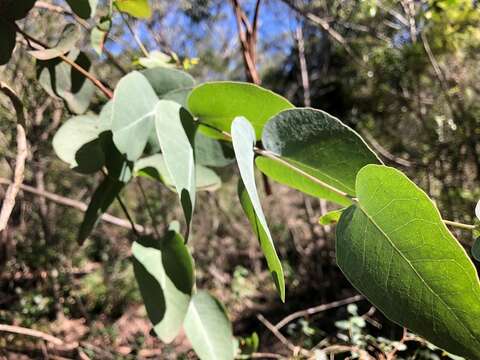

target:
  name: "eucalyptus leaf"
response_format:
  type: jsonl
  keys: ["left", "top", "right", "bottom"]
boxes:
{"left": 155, "top": 101, "right": 196, "bottom": 237}
{"left": 37, "top": 49, "right": 95, "bottom": 114}
{"left": 187, "top": 81, "right": 293, "bottom": 140}
{"left": 475, "top": 200, "right": 480, "bottom": 221}
{"left": 138, "top": 51, "right": 176, "bottom": 69}
{"left": 195, "top": 132, "right": 235, "bottom": 168}
{"left": 135, "top": 154, "right": 221, "bottom": 192}
{"left": 114, "top": 0, "right": 152, "bottom": 18}
{"left": 65, "top": 0, "right": 97, "bottom": 19}
{"left": 52, "top": 115, "right": 104, "bottom": 173}
{"left": 29, "top": 24, "right": 81, "bottom": 60}
{"left": 336, "top": 164, "right": 480, "bottom": 359}
{"left": 132, "top": 228, "right": 194, "bottom": 343}
{"left": 91, "top": 17, "right": 111, "bottom": 55}
{"left": 78, "top": 175, "right": 124, "bottom": 245}
{"left": 112, "top": 71, "right": 158, "bottom": 161}
{"left": 184, "top": 291, "right": 235, "bottom": 360}
{"left": 141, "top": 67, "right": 195, "bottom": 99}
{"left": 260, "top": 108, "right": 381, "bottom": 202}
{"left": 232, "top": 117, "right": 285, "bottom": 301}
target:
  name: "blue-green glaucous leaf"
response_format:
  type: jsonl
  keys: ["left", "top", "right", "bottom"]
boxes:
{"left": 336, "top": 164, "right": 480, "bottom": 359}
{"left": 232, "top": 116, "right": 285, "bottom": 301}
{"left": 132, "top": 228, "right": 194, "bottom": 343}
{"left": 112, "top": 71, "right": 158, "bottom": 161}
{"left": 155, "top": 100, "right": 196, "bottom": 238}
{"left": 184, "top": 291, "right": 235, "bottom": 360}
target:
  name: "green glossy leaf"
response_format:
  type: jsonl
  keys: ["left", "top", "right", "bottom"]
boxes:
{"left": 65, "top": 0, "right": 97, "bottom": 19}
{"left": 132, "top": 228, "right": 194, "bottom": 343}
{"left": 195, "top": 132, "right": 235, "bottom": 168}
{"left": 255, "top": 157, "right": 352, "bottom": 207}
{"left": 187, "top": 81, "right": 293, "bottom": 140}
{"left": 52, "top": 115, "right": 104, "bottom": 173}
{"left": 319, "top": 208, "right": 345, "bottom": 226}
{"left": 336, "top": 164, "right": 480, "bottom": 359}
{"left": 29, "top": 24, "right": 81, "bottom": 60}
{"left": 134, "top": 154, "right": 221, "bottom": 192}
{"left": 78, "top": 175, "right": 124, "bottom": 244}
{"left": 261, "top": 108, "right": 381, "bottom": 202}
{"left": 112, "top": 71, "right": 158, "bottom": 161}
{"left": 155, "top": 101, "right": 196, "bottom": 236}
{"left": 0, "top": 21, "right": 16, "bottom": 65}
{"left": 184, "top": 291, "right": 235, "bottom": 360}
{"left": 114, "top": 0, "right": 152, "bottom": 18}
{"left": 37, "top": 49, "right": 95, "bottom": 114}
{"left": 232, "top": 117, "right": 285, "bottom": 301}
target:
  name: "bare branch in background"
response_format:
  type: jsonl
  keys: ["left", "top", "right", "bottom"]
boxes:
{"left": 0, "top": 178, "right": 146, "bottom": 233}
{"left": 0, "top": 83, "right": 28, "bottom": 232}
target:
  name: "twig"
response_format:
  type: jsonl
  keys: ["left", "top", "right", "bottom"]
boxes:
{"left": 0, "top": 324, "right": 64, "bottom": 346}
{"left": 0, "top": 178, "right": 145, "bottom": 232}
{"left": 280, "top": 0, "right": 353, "bottom": 55}
{"left": 275, "top": 294, "right": 364, "bottom": 330}
{"left": 15, "top": 25, "right": 113, "bottom": 99}
{"left": 136, "top": 179, "right": 161, "bottom": 238}
{"left": 0, "top": 84, "right": 28, "bottom": 232}
{"left": 236, "top": 352, "right": 284, "bottom": 359}
{"left": 115, "top": 4, "right": 150, "bottom": 57}
{"left": 257, "top": 314, "right": 311, "bottom": 357}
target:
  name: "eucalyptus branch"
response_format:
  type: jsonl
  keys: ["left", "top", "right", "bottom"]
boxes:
{"left": 15, "top": 25, "right": 114, "bottom": 99}
{"left": 115, "top": 4, "right": 150, "bottom": 57}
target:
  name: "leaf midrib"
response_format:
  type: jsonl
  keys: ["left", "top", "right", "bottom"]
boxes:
{"left": 357, "top": 203, "right": 480, "bottom": 348}
{"left": 189, "top": 301, "right": 218, "bottom": 359}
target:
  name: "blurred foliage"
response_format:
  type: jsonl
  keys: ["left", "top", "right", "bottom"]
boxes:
{"left": 1, "top": 0, "right": 480, "bottom": 358}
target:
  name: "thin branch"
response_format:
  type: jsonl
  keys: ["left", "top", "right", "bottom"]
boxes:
{"left": 136, "top": 179, "right": 161, "bottom": 238}
{"left": 0, "top": 84, "right": 27, "bottom": 232}
{"left": 280, "top": 0, "right": 352, "bottom": 55}
{"left": 257, "top": 314, "right": 311, "bottom": 357}
{"left": 116, "top": 4, "right": 150, "bottom": 57}
{"left": 275, "top": 294, "right": 364, "bottom": 330}
{"left": 15, "top": 25, "right": 113, "bottom": 99}
{"left": 443, "top": 219, "right": 476, "bottom": 231}
{"left": 0, "top": 324, "right": 64, "bottom": 346}
{"left": 0, "top": 178, "right": 145, "bottom": 232}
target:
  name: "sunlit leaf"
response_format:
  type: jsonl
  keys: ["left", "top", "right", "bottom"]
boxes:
{"left": 318, "top": 208, "right": 345, "bottom": 225}
{"left": 184, "top": 291, "right": 235, "bottom": 360}
{"left": 232, "top": 116, "right": 285, "bottom": 301}
{"left": 187, "top": 81, "right": 293, "bottom": 140}
{"left": 132, "top": 227, "right": 194, "bottom": 342}
{"left": 91, "top": 17, "right": 111, "bottom": 55}
{"left": 138, "top": 51, "right": 176, "bottom": 69}
{"left": 114, "top": 0, "right": 152, "bottom": 19}
{"left": 336, "top": 164, "right": 480, "bottom": 359}
{"left": 155, "top": 100, "right": 196, "bottom": 237}
{"left": 111, "top": 71, "right": 158, "bottom": 161}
